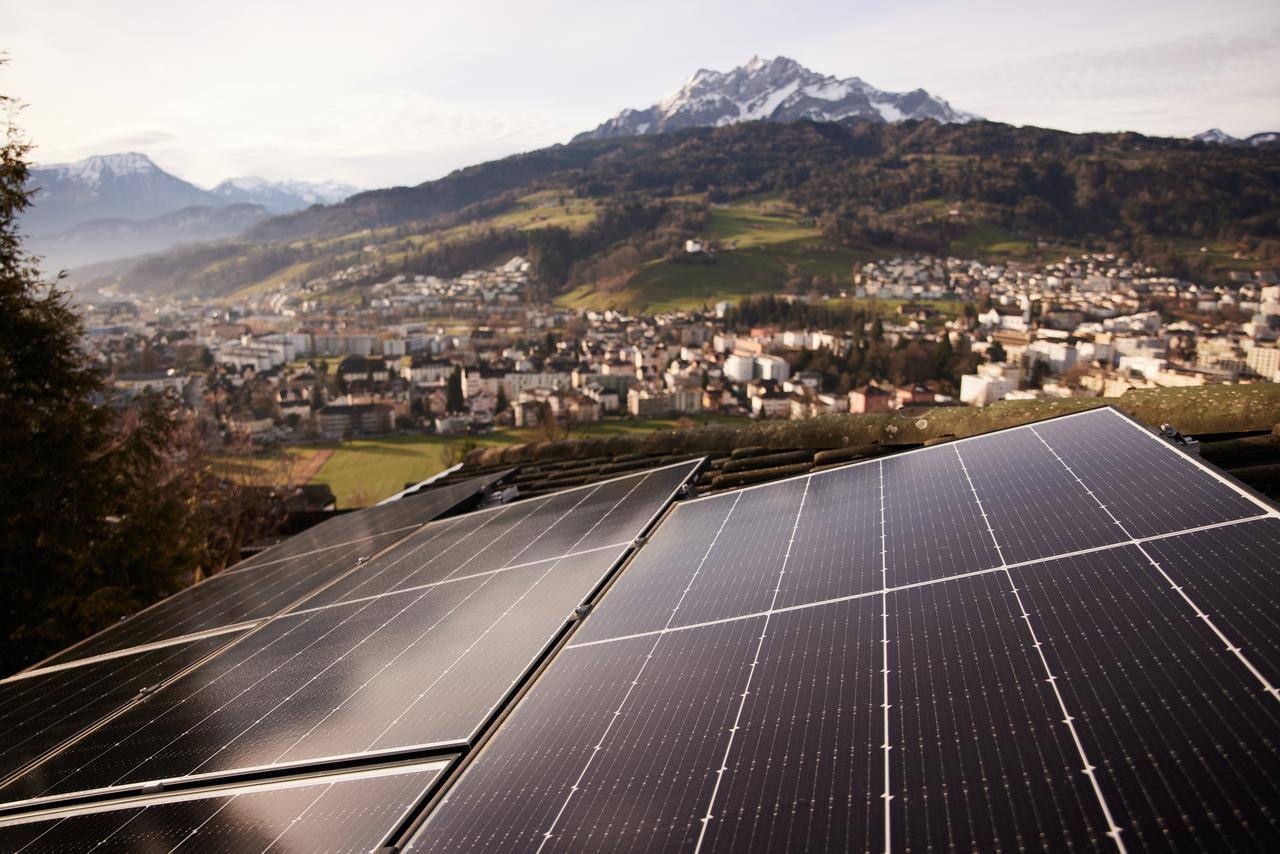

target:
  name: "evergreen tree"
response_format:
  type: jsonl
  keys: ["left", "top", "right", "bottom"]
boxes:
{"left": 0, "top": 87, "right": 228, "bottom": 670}
{"left": 446, "top": 366, "right": 466, "bottom": 413}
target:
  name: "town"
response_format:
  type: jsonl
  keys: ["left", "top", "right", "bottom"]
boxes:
{"left": 82, "top": 248, "right": 1280, "bottom": 494}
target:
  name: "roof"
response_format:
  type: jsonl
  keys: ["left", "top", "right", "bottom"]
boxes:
{"left": 449, "top": 384, "right": 1280, "bottom": 501}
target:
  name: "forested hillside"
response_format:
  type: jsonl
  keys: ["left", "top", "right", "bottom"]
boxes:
{"left": 83, "top": 119, "right": 1280, "bottom": 303}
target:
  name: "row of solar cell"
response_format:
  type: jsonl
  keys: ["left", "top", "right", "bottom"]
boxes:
{"left": 0, "top": 461, "right": 700, "bottom": 809}
{"left": 411, "top": 539, "right": 1280, "bottom": 851}
{"left": 576, "top": 408, "right": 1269, "bottom": 644}
{"left": 0, "top": 761, "right": 444, "bottom": 853}
{"left": 29, "top": 473, "right": 507, "bottom": 672}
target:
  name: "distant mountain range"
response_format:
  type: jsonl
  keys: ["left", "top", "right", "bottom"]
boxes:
{"left": 1193, "top": 128, "right": 1280, "bottom": 146}
{"left": 21, "top": 153, "right": 359, "bottom": 269}
{"left": 29, "top": 203, "right": 271, "bottom": 271}
{"left": 574, "top": 56, "right": 976, "bottom": 142}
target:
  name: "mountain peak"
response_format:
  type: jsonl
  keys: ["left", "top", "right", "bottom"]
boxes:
{"left": 46, "top": 152, "right": 162, "bottom": 185}
{"left": 211, "top": 177, "right": 361, "bottom": 211}
{"left": 575, "top": 57, "right": 977, "bottom": 142}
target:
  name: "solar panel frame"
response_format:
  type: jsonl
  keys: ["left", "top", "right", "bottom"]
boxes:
{"left": 0, "top": 758, "right": 452, "bottom": 853}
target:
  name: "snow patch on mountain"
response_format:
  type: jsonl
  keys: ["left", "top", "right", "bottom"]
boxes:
{"left": 1193, "top": 128, "right": 1280, "bottom": 147}
{"left": 575, "top": 56, "right": 978, "bottom": 142}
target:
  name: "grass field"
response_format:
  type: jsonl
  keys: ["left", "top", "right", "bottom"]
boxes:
{"left": 487, "top": 190, "right": 598, "bottom": 232}
{"left": 557, "top": 198, "right": 870, "bottom": 313}
{"left": 222, "top": 415, "right": 750, "bottom": 509}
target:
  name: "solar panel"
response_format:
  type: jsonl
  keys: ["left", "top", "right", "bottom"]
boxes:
{"left": 0, "top": 759, "right": 447, "bottom": 852}
{"left": 406, "top": 407, "right": 1280, "bottom": 851}
{"left": 229, "top": 471, "right": 510, "bottom": 575}
{"left": 0, "top": 460, "right": 700, "bottom": 810}
{"left": 0, "top": 634, "right": 237, "bottom": 783}
{"left": 30, "top": 472, "right": 507, "bottom": 670}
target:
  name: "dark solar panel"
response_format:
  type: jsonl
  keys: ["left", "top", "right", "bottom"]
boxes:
{"left": 0, "top": 461, "right": 699, "bottom": 809}
{"left": 0, "top": 634, "right": 237, "bottom": 783}
{"left": 0, "top": 760, "right": 446, "bottom": 853}
{"left": 30, "top": 474, "right": 508, "bottom": 671}
{"left": 302, "top": 460, "right": 697, "bottom": 611}
{"left": 34, "top": 530, "right": 409, "bottom": 668}
{"left": 405, "top": 407, "right": 1279, "bottom": 851}
{"left": 228, "top": 471, "right": 510, "bottom": 574}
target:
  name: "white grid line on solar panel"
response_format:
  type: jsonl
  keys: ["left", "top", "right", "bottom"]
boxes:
{"left": 693, "top": 477, "right": 811, "bottom": 853}
{"left": 564, "top": 512, "right": 1275, "bottom": 651}
{"left": 0, "top": 464, "right": 693, "bottom": 811}
{"left": 533, "top": 489, "right": 746, "bottom": 853}
{"left": 1027, "top": 422, "right": 1279, "bottom": 702}
{"left": 0, "top": 622, "right": 257, "bottom": 686}
{"left": 877, "top": 460, "right": 892, "bottom": 854}
{"left": 220, "top": 524, "right": 423, "bottom": 575}
{"left": 1007, "top": 546, "right": 1280, "bottom": 848}
{"left": 0, "top": 759, "right": 450, "bottom": 854}
{"left": 283, "top": 541, "right": 636, "bottom": 619}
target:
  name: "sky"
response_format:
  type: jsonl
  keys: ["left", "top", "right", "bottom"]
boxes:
{"left": 2, "top": 0, "right": 1278, "bottom": 190}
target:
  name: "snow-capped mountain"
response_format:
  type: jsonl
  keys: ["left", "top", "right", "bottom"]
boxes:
{"left": 1193, "top": 128, "right": 1280, "bottom": 147}
{"left": 21, "top": 152, "right": 362, "bottom": 267}
{"left": 23, "top": 153, "right": 219, "bottom": 236}
{"left": 574, "top": 56, "right": 977, "bottom": 142}
{"left": 211, "top": 177, "right": 361, "bottom": 214}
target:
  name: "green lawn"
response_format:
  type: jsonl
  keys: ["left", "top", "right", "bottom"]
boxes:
{"left": 290, "top": 417, "right": 747, "bottom": 512}
{"left": 487, "top": 191, "right": 598, "bottom": 232}
{"left": 559, "top": 239, "right": 866, "bottom": 313}
{"left": 705, "top": 199, "right": 819, "bottom": 248}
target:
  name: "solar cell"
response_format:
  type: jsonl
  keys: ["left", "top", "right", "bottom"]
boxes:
{"left": 889, "top": 572, "right": 1106, "bottom": 851}
{"left": 1010, "top": 546, "right": 1280, "bottom": 848}
{"left": 953, "top": 426, "right": 1126, "bottom": 563}
{"left": 1030, "top": 408, "right": 1261, "bottom": 538}
{"left": 1142, "top": 517, "right": 1280, "bottom": 685}
{"left": 0, "top": 760, "right": 446, "bottom": 853}
{"left": 0, "top": 634, "right": 237, "bottom": 783}
{"left": 0, "top": 461, "right": 699, "bottom": 809}
{"left": 880, "top": 446, "right": 999, "bottom": 586}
